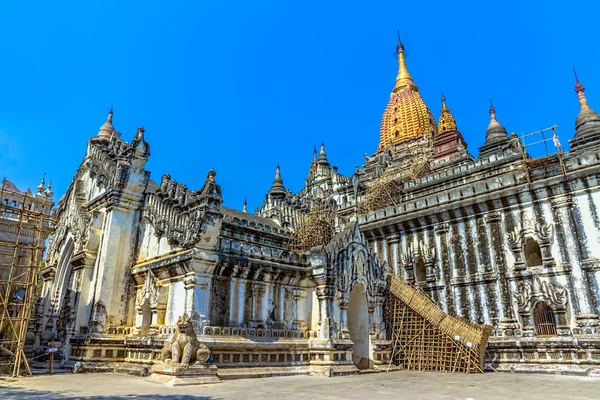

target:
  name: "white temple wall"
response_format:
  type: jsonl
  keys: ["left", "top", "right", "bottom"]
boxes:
{"left": 574, "top": 190, "right": 600, "bottom": 259}
{"left": 91, "top": 209, "right": 140, "bottom": 327}
{"left": 165, "top": 280, "right": 185, "bottom": 325}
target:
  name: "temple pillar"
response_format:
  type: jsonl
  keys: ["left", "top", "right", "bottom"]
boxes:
{"left": 338, "top": 293, "right": 350, "bottom": 339}
{"left": 434, "top": 223, "right": 452, "bottom": 313}
{"left": 183, "top": 273, "right": 213, "bottom": 330}
{"left": 485, "top": 212, "right": 517, "bottom": 331}
{"left": 293, "top": 288, "right": 306, "bottom": 330}
{"left": 316, "top": 285, "right": 336, "bottom": 339}
{"left": 387, "top": 235, "right": 400, "bottom": 277}
{"left": 250, "top": 282, "right": 266, "bottom": 327}
{"left": 72, "top": 260, "right": 95, "bottom": 332}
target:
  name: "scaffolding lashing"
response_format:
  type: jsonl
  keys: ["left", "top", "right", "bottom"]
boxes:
{"left": 0, "top": 183, "right": 53, "bottom": 378}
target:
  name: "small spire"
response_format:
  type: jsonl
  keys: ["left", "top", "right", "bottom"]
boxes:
{"left": 309, "top": 147, "right": 318, "bottom": 174}
{"left": 393, "top": 31, "right": 418, "bottom": 93}
{"left": 485, "top": 99, "right": 508, "bottom": 141}
{"left": 441, "top": 91, "right": 449, "bottom": 114}
{"left": 37, "top": 173, "right": 46, "bottom": 194}
{"left": 438, "top": 92, "right": 458, "bottom": 133}
{"left": 98, "top": 107, "right": 115, "bottom": 139}
{"left": 44, "top": 179, "right": 53, "bottom": 198}
{"left": 318, "top": 143, "right": 329, "bottom": 165}
{"left": 243, "top": 195, "right": 248, "bottom": 213}
{"left": 268, "top": 164, "right": 287, "bottom": 199}
{"left": 488, "top": 99, "right": 500, "bottom": 127}
{"left": 574, "top": 68, "right": 592, "bottom": 114}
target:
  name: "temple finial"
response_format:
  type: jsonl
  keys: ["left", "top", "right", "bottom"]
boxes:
{"left": 98, "top": 107, "right": 115, "bottom": 139}
{"left": 489, "top": 99, "right": 497, "bottom": 121}
{"left": 309, "top": 147, "right": 318, "bottom": 174}
{"left": 574, "top": 68, "right": 592, "bottom": 113}
{"left": 243, "top": 195, "right": 248, "bottom": 213}
{"left": 441, "top": 91, "right": 449, "bottom": 114}
{"left": 438, "top": 92, "right": 458, "bottom": 133}
{"left": 268, "top": 164, "right": 286, "bottom": 198}
{"left": 318, "top": 143, "right": 329, "bottom": 165}
{"left": 393, "top": 32, "right": 416, "bottom": 93}
{"left": 44, "top": 179, "right": 53, "bottom": 197}
{"left": 37, "top": 173, "right": 46, "bottom": 194}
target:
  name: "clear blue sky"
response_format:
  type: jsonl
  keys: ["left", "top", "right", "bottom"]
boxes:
{"left": 1, "top": 1, "right": 598, "bottom": 211}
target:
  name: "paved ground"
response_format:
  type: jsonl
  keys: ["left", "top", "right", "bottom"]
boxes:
{"left": 1, "top": 371, "right": 599, "bottom": 399}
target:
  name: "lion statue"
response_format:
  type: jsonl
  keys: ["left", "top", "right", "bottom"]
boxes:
{"left": 160, "top": 313, "right": 210, "bottom": 368}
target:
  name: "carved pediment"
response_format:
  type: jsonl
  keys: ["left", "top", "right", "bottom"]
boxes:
{"left": 513, "top": 276, "right": 567, "bottom": 312}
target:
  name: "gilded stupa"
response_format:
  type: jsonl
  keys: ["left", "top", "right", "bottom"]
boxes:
{"left": 378, "top": 35, "right": 437, "bottom": 151}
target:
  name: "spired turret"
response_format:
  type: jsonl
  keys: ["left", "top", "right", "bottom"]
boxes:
{"left": 97, "top": 108, "right": 115, "bottom": 140}
{"left": 433, "top": 93, "right": 468, "bottom": 160}
{"left": 478, "top": 100, "right": 510, "bottom": 157}
{"left": 318, "top": 143, "right": 329, "bottom": 166}
{"left": 267, "top": 164, "right": 287, "bottom": 200}
{"left": 570, "top": 70, "right": 600, "bottom": 152}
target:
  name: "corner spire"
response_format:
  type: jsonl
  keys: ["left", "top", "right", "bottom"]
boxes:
{"left": 393, "top": 31, "right": 418, "bottom": 93}
{"left": 36, "top": 173, "right": 46, "bottom": 194}
{"left": 485, "top": 99, "right": 508, "bottom": 142}
{"left": 488, "top": 100, "right": 500, "bottom": 128}
{"left": 44, "top": 179, "right": 53, "bottom": 198}
{"left": 243, "top": 195, "right": 248, "bottom": 213}
{"left": 309, "top": 147, "right": 318, "bottom": 174}
{"left": 317, "top": 143, "right": 329, "bottom": 165}
{"left": 571, "top": 68, "right": 600, "bottom": 151}
{"left": 268, "top": 164, "right": 287, "bottom": 199}
{"left": 98, "top": 107, "right": 115, "bottom": 139}
{"left": 438, "top": 92, "right": 457, "bottom": 133}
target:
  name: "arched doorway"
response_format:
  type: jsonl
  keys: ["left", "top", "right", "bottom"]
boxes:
{"left": 347, "top": 283, "right": 370, "bottom": 369}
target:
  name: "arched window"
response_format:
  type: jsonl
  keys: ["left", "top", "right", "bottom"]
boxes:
{"left": 414, "top": 258, "right": 426, "bottom": 282}
{"left": 533, "top": 302, "right": 557, "bottom": 336}
{"left": 524, "top": 238, "right": 543, "bottom": 267}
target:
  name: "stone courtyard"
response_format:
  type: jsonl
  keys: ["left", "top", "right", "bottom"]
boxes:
{"left": 1, "top": 372, "right": 599, "bottom": 400}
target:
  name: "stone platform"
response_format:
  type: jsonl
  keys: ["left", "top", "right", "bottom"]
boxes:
{"left": 146, "top": 364, "right": 222, "bottom": 386}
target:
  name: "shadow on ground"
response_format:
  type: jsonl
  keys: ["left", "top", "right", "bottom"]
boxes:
{"left": 1, "top": 387, "right": 218, "bottom": 400}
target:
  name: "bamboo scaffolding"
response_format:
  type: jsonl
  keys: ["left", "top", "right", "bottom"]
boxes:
{"left": 385, "top": 276, "right": 492, "bottom": 373}
{"left": 357, "top": 159, "right": 430, "bottom": 215}
{"left": 288, "top": 201, "right": 335, "bottom": 252}
{"left": 0, "top": 184, "right": 53, "bottom": 378}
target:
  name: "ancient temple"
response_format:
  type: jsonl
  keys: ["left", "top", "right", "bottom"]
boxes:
{"left": 36, "top": 36, "right": 600, "bottom": 376}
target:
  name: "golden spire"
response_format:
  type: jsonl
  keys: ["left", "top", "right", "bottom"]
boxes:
{"left": 393, "top": 31, "right": 418, "bottom": 93}
{"left": 378, "top": 33, "right": 436, "bottom": 150}
{"left": 438, "top": 92, "right": 457, "bottom": 133}
{"left": 574, "top": 68, "right": 593, "bottom": 114}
